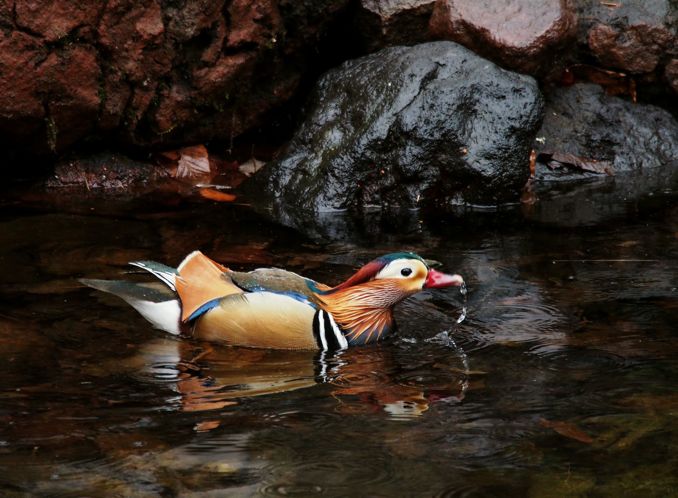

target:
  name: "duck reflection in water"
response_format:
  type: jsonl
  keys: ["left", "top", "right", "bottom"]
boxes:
{"left": 136, "top": 338, "right": 468, "bottom": 424}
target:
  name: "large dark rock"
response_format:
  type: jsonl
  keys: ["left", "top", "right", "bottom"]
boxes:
{"left": 534, "top": 83, "right": 678, "bottom": 179}
{"left": 245, "top": 42, "right": 544, "bottom": 233}
{"left": 0, "top": 0, "right": 350, "bottom": 162}
{"left": 429, "top": 0, "right": 577, "bottom": 76}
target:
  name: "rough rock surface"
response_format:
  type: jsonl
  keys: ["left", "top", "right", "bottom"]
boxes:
{"left": 0, "top": 0, "right": 350, "bottom": 160}
{"left": 46, "top": 153, "right": 171, "bottom": 190}
{"left": 534, "top": 83, "right": 678, "bottom": 179}
{"left": 429, "top": 0, "right": 577, "bottom": 75}
{"left": 355, "top": 0, "right": 436, "bottom": 51}
{"left": 245, "top": 42, "right": 543, "bottom": 230}
{"left": 666, "top": 59, "right": 678, "bottom": 94}
{"left": 577, "top": 0, "right": 676, "bottom": 77}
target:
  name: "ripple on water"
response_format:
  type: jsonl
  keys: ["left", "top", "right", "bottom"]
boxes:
{"left": 527, "top": 342, "right": 632, "bottom": 372}
{"left": 260, "top": 455, "right": 393, "bottom": 496}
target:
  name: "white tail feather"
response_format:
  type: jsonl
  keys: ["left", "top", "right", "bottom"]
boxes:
{"left": 124, "top": 298, "right": 182, "bottom": 335}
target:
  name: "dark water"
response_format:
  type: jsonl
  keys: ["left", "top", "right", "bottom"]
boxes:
{"left": 1, "top": 184, "right": 677, "bottom": 497}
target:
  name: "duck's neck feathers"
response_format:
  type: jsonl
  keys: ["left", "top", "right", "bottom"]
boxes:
{"left": 318, "top": 280, "right": 402, "bottom": 345}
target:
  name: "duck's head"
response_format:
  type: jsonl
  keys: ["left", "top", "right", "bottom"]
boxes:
{"left": 313, "top": 253, "right": 463, "bottom": 345}
{"left": 317, "top": 252, "right": 464, "bottom": 302}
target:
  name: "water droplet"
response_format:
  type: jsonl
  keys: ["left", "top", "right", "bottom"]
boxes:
{"left": 457, "top": 282, "right": 468, "bottom": 324}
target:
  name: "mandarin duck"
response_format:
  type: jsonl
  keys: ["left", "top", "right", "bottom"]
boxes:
{"left": 82, "top": 251, "right": 463, "bottom": 350}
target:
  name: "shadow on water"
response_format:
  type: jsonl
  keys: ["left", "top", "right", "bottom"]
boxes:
{"left": 1, "top": 172, "right": 678, "bottom": 496}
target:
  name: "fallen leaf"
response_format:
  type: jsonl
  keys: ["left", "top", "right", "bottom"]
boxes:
{"left": 199, "top": 188, "right": 236, "bottom": 202}
{"left": 176, "top": 145, "right": 211, "bottom": 178}
{"left": 194, "top": 420, "right": 221, "bottom": 432}
{"left": 538, "top": 152, "right": 614, "bottom": 176}
{"left": 529, "top": 149, "right": 537, "bottom": 178}
{"left": 539, "top": 418, "right": 594, "bottom": 444}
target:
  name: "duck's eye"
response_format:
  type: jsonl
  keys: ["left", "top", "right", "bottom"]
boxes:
{"left": 400, "top": 268, "right": 412, "bottom": 277}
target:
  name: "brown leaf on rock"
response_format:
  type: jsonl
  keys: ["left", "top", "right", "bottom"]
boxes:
{"left": 539, "top": 418, "right": 594, "bottom": 444}
{"left": 176, "top": 145, "right": 211, "bottom": 178}
{"left": 538, "top": 152, "right": 614, "bottom": 176}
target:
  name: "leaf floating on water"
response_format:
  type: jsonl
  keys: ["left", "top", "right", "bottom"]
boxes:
{"left": 176, "top": 145, "right": 211, "bottom": 179}
{"left": 538, "top": 152, "right": 614, "bottom": 176}
{"left": 199, "top": 188, "right": 237, "bottom": 202}
{"left": 194, "top": 420, "right": 221, "bottom": 432}
{"left": 539, "top": 418, "right": 594, "bottom": 444}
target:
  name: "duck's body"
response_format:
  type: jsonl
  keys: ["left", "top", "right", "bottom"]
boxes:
{"left": 82, "top": 251, "right": 463, "bottom": 350}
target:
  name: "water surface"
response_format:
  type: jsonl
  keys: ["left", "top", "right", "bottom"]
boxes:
{"left": 1, "top": 186, "right": 677, "bottom": 496}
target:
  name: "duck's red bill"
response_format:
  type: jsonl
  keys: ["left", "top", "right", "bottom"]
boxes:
{"left": 424, "top": 269, "right": 464, "bottom": 288}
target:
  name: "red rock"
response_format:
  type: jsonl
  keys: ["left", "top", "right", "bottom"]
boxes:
{"left": 0, "top": 0, "right": 14, "bottom": 24}
{"left": 98, "top": 0, "right": 171, "bottom": 84}
{"left": 429, "top": 0, "right": 577, "bottom": 75}
{"left": 355, "top": 0, "right": 436, "bottom": 50}
{"left": 98, "top": 70, "right": 131, "bottom": 132}
{"left": 588, "top": 23, "right": 673, "bottom": 74}
{"left": 228, "top": 0, "right": 283, "bottom": 48}
{"left": 165, "top": 0, "right": 226, "bottom": 42}
{"left": 15, "top": 1, "right": 102, "bottom": 42}
{"left": 0, "top": 31, "right": 48, "bottom": 152}
{"left": 576, "top": 0, "right": 676, "bottom": 91}
{"left": 0, "top": 32, "right": 45, "bottom": 120}
{"left": 193, "top": 53, "right": 257, "bottom": 97}
{"left": 0, "top": 0, "right": 352, "bottom": 163}
{"left": 666, "top": 59, "right": 678, "bottom": 94}
{"left": 37, "top": 46, "right": 101, "bottom": 152}
{"left": 151, "top": 84, "right": 194, "bottom": 137}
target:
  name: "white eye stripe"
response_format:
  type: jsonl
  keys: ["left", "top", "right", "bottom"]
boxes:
{"left": 375, "top": 259, "right": 427, "bottom": 280}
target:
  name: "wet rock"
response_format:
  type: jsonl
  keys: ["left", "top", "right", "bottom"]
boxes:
{"left": 527, "top": 166, "right": 678, "bottom": 227}
{"left": 47, "top": 153, "right": 171, "bottom": 190}
{"left": 0, "top": 0, "right": 351, "bottom": 162}
{"left": 14, "top": 1, "right": 102, "bottom": 42}
{"left": 534, "top": 83, "right": 678, "bottom": 179}
{"left": 245, "top": 42, "right": 543, "bottom": 233}
{"left": 577, "top": 0, "right": 676, "bottom": 76}
{"left": 665, "top": 59, "right": 678, "bottom": 94}
{"left": 429, "top": 0, "right": 577, "bottom": 76}
{"left": 355, "top": 0, "right": 436, "bottom": 51}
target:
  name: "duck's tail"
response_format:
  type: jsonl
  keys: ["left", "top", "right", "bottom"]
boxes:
{"left": 80, "top": 277, "right": 182, "bottom": 336}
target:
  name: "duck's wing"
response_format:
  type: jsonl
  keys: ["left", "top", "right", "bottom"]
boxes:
{"left": 174, "top": 251, "right": 244, "bottom": 322}
{"left": 229, "top": 268, "right": 329, "bottom": 306}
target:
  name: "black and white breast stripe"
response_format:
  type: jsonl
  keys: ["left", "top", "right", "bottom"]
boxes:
{"left": 312, "top": 310, "right": 348, "bottom": 351}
